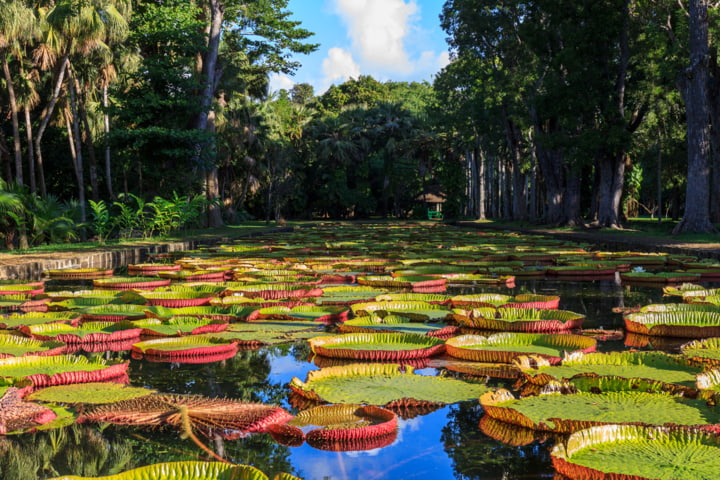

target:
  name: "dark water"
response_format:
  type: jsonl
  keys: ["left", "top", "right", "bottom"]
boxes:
{"left": 0, "top": 275, "right": 691, "bottom": 480}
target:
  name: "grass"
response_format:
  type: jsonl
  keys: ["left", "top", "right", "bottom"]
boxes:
{"left": 1, "top": 221, "right": 299, "bottom": 256}
{"left": 464, "top": 217, "right": 720, "bottom": 245}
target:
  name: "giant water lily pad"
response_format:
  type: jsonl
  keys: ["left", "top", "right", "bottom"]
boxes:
{"left": 338, "top": 315, "right": 457, "bottom": 338}
{"left": 255, "top": 305, "right": 349, "bottom": 323}
{"left": 211, "top": 321, "right": 331, "bottom": 345}
{"left": 516, "top": 351, "right": 704, "bottom": 390}
{"left": 0, "top": 312, "right": 82, "bottom": 329}
{"left": 446, "top": 333, "right": 596, "bottom": 364}
{"left": 82, "top": 394, "right": 292, "bottom": 438}
{"left": 625, "top": 311, "right": 720, "bottom": 337}
{"left": 27, "top": 382, "right": 155, "bottom": 404}
{"left": 132, "top": 335, "right": 238, "bottom": 362}
{"left": 48, "top": 461, "right": 294, "bottom": 480}
{"left": 0, "top": 334, "right": 65, "bottom": 358}
{"left": 131, "top": 316, "right": 228, "bottom": 336}
{"left": 309, "top": 332, "right": 445, "bottom": 361}
{"left": 316, "top": 286, "right": 387, "bottom": 305}
{"left": 79, "top": 304, "right": 149, "bottom": 322}
{"left": 480, "top": 386, "right": 720, "bottom": 433}
{"left": 138, "top": 291, "right": 217, "bottom": 307}
{"left": 21, "top": 321, "right": 142, "bottom": 344}
{"left": 351, "top": 301, "right": 452, "bottom": 321}
{"left": 682, "top": 338, "right": 720, "bottom": 367}
{"left": 289, "top": 363, "right": 489, "bottom": 405}
{"left": 551, "top": 424, "right": 720, "bottom": 480}
{"left": 277, "top": 404, "right": 398, "bottom": 451}
{"left": 0, "top": 387, "right": 58, "bottom": 434}
{"left": 93, "top": 276, "right": 171, "bottom": 289}
{"left": 454, "top": 307, "right": 585, "bottom": 332}
{"left": 0, "top": 355, "right": 128, "bottom": 386}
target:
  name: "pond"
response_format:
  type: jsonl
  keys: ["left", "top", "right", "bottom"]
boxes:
{"left": 0, "top": 223, "right": 716, "bottom": 480}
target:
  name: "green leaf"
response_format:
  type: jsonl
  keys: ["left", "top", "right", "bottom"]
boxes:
{"left": 27, "top": 383, "right": 155, "bottom": 404}
{"left": 48, "top": 461, "right": 270, "bottom": 480}
{"left": 290, "top": 363, "right": 488, "bottom": 405}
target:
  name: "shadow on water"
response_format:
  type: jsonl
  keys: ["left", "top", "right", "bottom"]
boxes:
{"left": 16, "top": 273, "right": 715, "bottom": 479}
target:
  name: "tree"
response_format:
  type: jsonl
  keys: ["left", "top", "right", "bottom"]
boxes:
{"left": 0, "top": 0, "right": 38, "bottom": 186}
{"left": 673, "top": 0, "right": 717, "bottom": 233}
{"left": 193, "top": 0, "right": 317, "bottom": 227}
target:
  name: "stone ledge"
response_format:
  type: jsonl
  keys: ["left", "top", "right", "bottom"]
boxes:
{"left": 0, "top": 226, "right": 295, "bottom": 281}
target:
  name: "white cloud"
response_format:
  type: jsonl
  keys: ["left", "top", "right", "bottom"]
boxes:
{"left": 334, "top": 0, "right": 418, "bottom": 73}
{"left": 268, "top": 73, "right": 295, "bottom": 93}
{"left": 437, "top": 51, "right": 451, "bottom": 70}
{"left": 322, "top": 47, "right": 361, "bottom": 85}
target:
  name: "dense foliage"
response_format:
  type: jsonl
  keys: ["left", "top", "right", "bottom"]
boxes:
{"left": 1, "top": 0, "right": 719, "bottom": 249}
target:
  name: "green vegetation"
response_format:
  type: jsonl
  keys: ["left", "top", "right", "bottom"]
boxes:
{"left": 2, "top": 0, "right": 719, "bottom": 253}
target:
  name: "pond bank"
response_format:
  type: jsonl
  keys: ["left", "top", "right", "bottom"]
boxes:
{"left": 454, "top": 221, "right": 720, "bottom": 260}
{"left": 0, "top": 227, "right": 293, "bottom": 280}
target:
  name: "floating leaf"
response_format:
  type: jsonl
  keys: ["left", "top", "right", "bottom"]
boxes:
{"left": 552, "top": 425, "right": 720, "bottom": 480}
{"left": 131, "top": 317, "right": 228, "bottom": 336}
{"left": 0, "top": 334, "right": 65, "bottom": 358}
{"left": 132, "top": 335, "right": 238, "bottom": 362}
{"left": 0, "top": 312, "right": 81, "bottom": 329}
{"left": 446, "top": 333, "right": 596, "bottom": 364}
{"left": 351, "top": 301, "right": 452, "bottom": 321}
{"left": 309, "top": 332, "right": 445, "bottom": 361}
{"left": 480, "top": 386, "right": 720, "bottom": 433}
{"left": 48, "top": 461, "right": 282, "bottom": 480}
{"left": 625, "top": 311, "right": 720, "bottom": 337}
{"left": 0, "top": 387, "right": 57, "bottom": 434}
{"left": 0, "top": 355, "right": 128, "bottom": 386}
{"left": 82, "top": 394, "right": 292, "bottom": 438}
{"left": 22, "top": 321, "right": 142, "bottom": 345}
{"left": 516, "top": 351, "right": 704, "bottom": 391}
{"left": 27, "top": 382, "right": 155, "bottom": 404}
{"left": 289, "top": 363, "right": 488, "bottom": 405}
{"left": 454, "top": 307, "right": 584, "bottom": 332}
{"left": 287, "top": 404, "right": 398, "bottom": 451}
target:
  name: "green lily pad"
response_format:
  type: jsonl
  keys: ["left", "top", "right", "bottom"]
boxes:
{"left": 289, "top": 363, "right": 489, "bottom": 405}
{"left": 339, "top": 315, "right": 456, "bottom": 337}
{"left": 552, "top": 425, "right": 720, "bottom": 480}
{"left": 27, "top": 382, "right": 156, "bottom": 404}
{"left": 47, "top": 461, "right": 284, "bottom": 480}
{"left": 625, "top": 311, "right": 720, "bottom": 337}
{"left": 309, "top": 332, "right": 445, "bottom": 361}
{"left": 517, "top": 351, "right": 704, "bottom": 389}
{"left": 480, "top": 387, "right": 720, "bottom": 433}
{"left": 446, "top": 333, "right": 596, "bottom": 364}
{"left": 351, "top": 301, "right": 452, "bottom": 321}
{"left": 131, "top": 317, "right": 228, "bottom": 336}
{"left": 0, "top": 334, "right": 65, "bottom": 357}
{"left": 0, "top": 355, "right": 128, "bottom": 386}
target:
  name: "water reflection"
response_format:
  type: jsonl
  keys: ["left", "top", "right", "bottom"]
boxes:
{"left": 25, "top": 275, "right": 711, "bottom": 479}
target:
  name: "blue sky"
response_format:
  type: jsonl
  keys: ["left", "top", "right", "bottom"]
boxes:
{"left": 269, "top": 0, "right": 450, "bottom": 95}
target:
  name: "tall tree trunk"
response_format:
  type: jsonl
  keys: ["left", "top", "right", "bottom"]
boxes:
{"left": 103, "top": 84, "right": 115, "bottom": 199}
{"left": 596, "top": 153, "right": 626, "bottom": 228}
{"left": 195, "top": 0, "right": 224, "bottom": 227}
{"left": 478, "top": 147, "right": 486, "bottom": 220}
{"left": 0, "top": 128, "right": 12, "bottom": 182}
{"left": 67, "top": 71, "right": 86, "bottom": 224}
{"left": 2, "top": 57, "right": 23, "bottom": 186}
{"left": 502, "top": 105, "right": 527, "bottom": 220}
{"left": 77, "top": 82, "right": 99, "bottom": 202}
{"left": 24, "top": 107, "right": 36, "bottom": 194}
{"left": 34, "top": 54, "right": 70, "bottom": 198}
{"left": 674, "top": 0, "right": 716, "bottom": 233}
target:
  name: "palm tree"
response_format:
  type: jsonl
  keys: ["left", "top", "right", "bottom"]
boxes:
{"left": 0, "top": 0, "right": 38, "bottom": 186}
{"left": 33, "top": 0, "right": 130, "bottom": 210}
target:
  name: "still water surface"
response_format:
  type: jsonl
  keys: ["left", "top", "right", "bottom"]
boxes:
{"left": 1, "top": 274, "right": 702, "bottom": 479}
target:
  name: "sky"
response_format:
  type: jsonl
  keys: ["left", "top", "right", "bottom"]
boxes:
{"left": 269, "top": 0, "right": 451, "bottom": 95}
